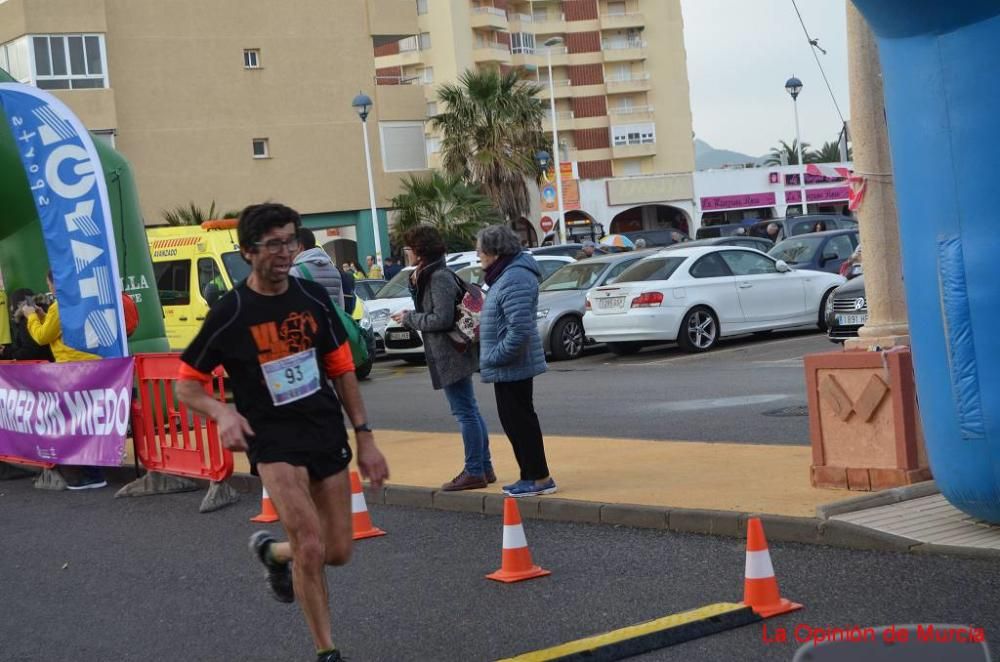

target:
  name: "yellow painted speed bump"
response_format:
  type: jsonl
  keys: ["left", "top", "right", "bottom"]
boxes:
{"left": 496, "top": 602, "right": 761, "bottom": 662}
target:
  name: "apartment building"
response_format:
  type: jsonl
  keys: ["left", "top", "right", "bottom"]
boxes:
{"left": 0, "top": 0, "right": 428, "bottom": 261}
{"left": 374, "top": 0, "right": 697, "bottom": 240}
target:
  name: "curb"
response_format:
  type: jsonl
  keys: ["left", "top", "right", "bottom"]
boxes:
{"left": 100, "top": 469, "right": 1000, "bottom": 560}
{"left": 815, "top": 480, "right": 940, "bottom": 519}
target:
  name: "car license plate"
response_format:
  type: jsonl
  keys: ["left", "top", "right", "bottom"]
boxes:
{"left": 836, "top": 313, "right": 867, "bottom": 326}
{"left": 389, "top": 331, "right": 411, "bottom": 341}
{"left": 597, "top": 296, "right": 625, "bottom": 310}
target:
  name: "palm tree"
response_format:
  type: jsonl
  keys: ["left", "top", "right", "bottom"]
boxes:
{"left": 161, "top": 201, "right": 240, "bottom": 226}
{"left": 764, "top": 139, "right": 814, "bottom": 166}
{"left": 431, "top": 68, "right": 546, "bottom": 222}
{"left": 389, "top": 171, "right": 503, "bottom": 252}
{"left": 812, "top": 140, "right": 851, "bottom": 163}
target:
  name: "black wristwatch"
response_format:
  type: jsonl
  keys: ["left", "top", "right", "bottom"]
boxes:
{"left": 354, "top": 423, "right": 373, "bottom": 433}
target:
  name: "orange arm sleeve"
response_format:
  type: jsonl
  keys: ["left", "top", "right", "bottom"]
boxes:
{"left": 178, "top": 361, "right": 213, "bottom": 384}
{"left": 324, "top": 343, "right": 355, "bottom": 379}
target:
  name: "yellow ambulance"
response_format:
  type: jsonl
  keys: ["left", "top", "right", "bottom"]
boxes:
{"left": 147, "top": 220, "right": 366, "bottom": 351}
{"left": 147, "top": 220, "right": 249, "bottom": 351}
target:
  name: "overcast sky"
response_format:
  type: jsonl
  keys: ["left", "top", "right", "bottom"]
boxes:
{"left": 680, "top": 0, "right": 850, "bottom": 157}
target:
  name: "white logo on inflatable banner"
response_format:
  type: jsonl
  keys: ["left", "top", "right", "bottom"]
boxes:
{"left": 0, "top": 83, "right": 127, "bottom": 358}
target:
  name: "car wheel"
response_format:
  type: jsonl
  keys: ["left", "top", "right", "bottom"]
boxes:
{"left": 817, "top": 288, "right": 835, "bottom": 331}
{"left": 607, "top": 341, "right": 642, "bottom": 356}
{"left": 550, "top": 316, "right": 585, "bottom": 361}
{"left": 677, "top": 306, "right": 719, "bottom": 353}
{"left": 355, "top": 357, "right": 373, "bottom": 380}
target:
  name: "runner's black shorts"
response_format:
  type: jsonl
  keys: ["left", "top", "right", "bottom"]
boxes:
{"left": 249, "top": 440, "right": 353, "bottom": 482}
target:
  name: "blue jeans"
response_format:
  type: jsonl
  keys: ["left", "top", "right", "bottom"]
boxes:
{"left": 443, "top": 376, "right": 493, "bottom": 476}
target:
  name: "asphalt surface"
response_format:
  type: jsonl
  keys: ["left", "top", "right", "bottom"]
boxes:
{"left": 3, "top": 478, "right": 997, "bottom": 662}
{"left": 364, "top": 331, "right": 833, "bottom": 445}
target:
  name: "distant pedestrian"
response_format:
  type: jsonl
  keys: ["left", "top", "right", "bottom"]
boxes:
{"left": 383, "top": 257, "right": 402, "bottom": 280}
{"left": 575, "top": 240, "right": 597, "bottom": 261}
{"left": 365, "top": 255, "right": 382, "bottom": 280}
{"left": 476, "top": 225, "right": 555, "bottom": 497}
{"left": 351, "top": 262, "right": 365, "bottom": 280}
{"left": 290, "top": 228, "right": 345, "bottom": 309}
{"left": 766, "top": 222, "right": 780, "bottom": 242}
{"left": 813, "top": 221, "right": 827, "bottom": 233}
{"left": 5, "top": 289, "right": 53, "bottom": 362}
{"left": 24, "top": 271, "right": 106, "bottom": 489}
{"left": 391, "top": 226, "right": 494, "bottom": 491}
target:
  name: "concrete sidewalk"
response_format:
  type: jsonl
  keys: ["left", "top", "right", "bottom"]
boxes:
{"left": 222, "top": 429, "right": 835, "bottom": 517}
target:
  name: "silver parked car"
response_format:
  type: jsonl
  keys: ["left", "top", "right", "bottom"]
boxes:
{"left": 536, "top": 251, "right": 653, "bottom": 360}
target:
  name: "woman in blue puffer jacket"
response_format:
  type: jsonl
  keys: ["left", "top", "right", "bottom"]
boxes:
{"left": 477, "top": 225, "right": 556, "bottom": 497}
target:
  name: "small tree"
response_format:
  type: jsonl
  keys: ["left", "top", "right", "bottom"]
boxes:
{"left": 812, "top": 140, "right": 851, "bottom": 163}
{"left": 432, "top": 68, "right": 546, "bottom": 222}
{"left": 764, "top": 139, "right": 815, "bottom": 166}
{"left": 162, "top": 201, "right": 240, "bottom": 226}
{"left": 390, "top": 171, "right": 502, "bottom": 252}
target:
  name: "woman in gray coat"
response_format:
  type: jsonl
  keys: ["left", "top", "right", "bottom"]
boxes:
{"left": 392, "top": 225, "right": 495, "bottom": 491}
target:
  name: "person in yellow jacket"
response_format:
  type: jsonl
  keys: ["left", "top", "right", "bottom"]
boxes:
{"left": 21, "top": 271, "right": 105, "bottom": 489}
{"left": 0, "top": 288, "right": 11, "bottom": 352}
{"left": 22, "top": 273, "right": 100, "bottom": 363}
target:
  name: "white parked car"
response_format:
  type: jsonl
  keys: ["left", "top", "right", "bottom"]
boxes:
{"left": 584, "top": 246, "right": 845, "bottom": 354}
{"left": 364, "top": 267, "right": 415, "bottom": 349}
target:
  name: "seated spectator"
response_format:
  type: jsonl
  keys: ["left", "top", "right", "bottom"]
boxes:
{"left": 5, "top": 288, "right": 53, "bottom": 362}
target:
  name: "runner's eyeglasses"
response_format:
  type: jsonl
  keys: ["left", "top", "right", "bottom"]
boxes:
{"left": 254, "top": 237, "right": 300, "bottom": 254}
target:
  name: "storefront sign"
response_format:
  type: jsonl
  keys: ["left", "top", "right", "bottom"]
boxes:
{"left": 785, "top": 173, "right": 847, "bottom": 185}
{"left": 700, "top": 192, "right": 776, "bottom": 211}
{"left": 540, "top": 163, "right": 580, "bottom": 211}
{"left": 784, "top": 187, "right": 851, "bottom": 204}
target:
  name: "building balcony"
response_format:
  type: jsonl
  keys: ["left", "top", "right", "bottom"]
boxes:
{"left": 532, "top": 12, "right": 566, "bottom": 34}
{"left": 376, "top": 48, "right": 424, "bottom": 68}
{"left": 470, "top": 6, "right": 509, "bottom": 31}
{"left": 602, "top": 40, "right": 647, "bottom": 62}
{"left": 599, "top": 12, "right": 645, "bottom": 31}
{"left": 573, "top": 114, "right": 611, "bottom": 130}
{"left": 609, "top": 105, "right": 655, "bottom": 124}
{"left": 516, "top": 46, "right": 568, "bottom": 67}
{"left": 567, "top": 147, "right": 613, "bottom": 162}
{"left": 368, "top": 0, "right": 420, "bottom": 47}
{"left": 534, "top": 78, "right": 573, "bottom": 99}
{"left": 605, "top": 73, "right": 651, "bottom": 95}
{"left": 472, "top": 42, "right": 512, "bottom": 64}
{"left": 507, "top": 12, "right": 533, "bottom": 30}
{"left": 374, "top": 80, "right": 426, "bottom": 120}
{"left": 541, "top": 110, "right": 574, "bottom": 132}
{"left": 612, "top": 142, "right": 657, "bottom": 159}
{"left": 571, "top": 83, "right": 606, "bottom": 98}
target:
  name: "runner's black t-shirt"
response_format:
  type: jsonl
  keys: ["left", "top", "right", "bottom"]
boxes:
{"left": 180, "top": 278, "right": 354, "bottom": 459}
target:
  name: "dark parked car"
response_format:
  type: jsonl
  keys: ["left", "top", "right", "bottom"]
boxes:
{"left": 622, "top": 229, "right": 689, "bottom": 247}
{"left": 768, "top": 229, "right": 859, "bottom": 274}
{"left": 748, "top": 215, "right": 857, "bottom": 242}
{"left": 694, "top": 223, "right": 754, "bottom": 239}
{"left": 825, "top": 274, "right": 867, "bottom": 343}
{"left": 665, "top": 236, "right": 773, "bottom": 252}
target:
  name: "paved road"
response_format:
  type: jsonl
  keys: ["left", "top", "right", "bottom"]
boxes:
{"left": 4, "top": 479, "right": 997, "bottom": 662}
{"left": 363, "top": 331, "right": 832, "bottom": 445}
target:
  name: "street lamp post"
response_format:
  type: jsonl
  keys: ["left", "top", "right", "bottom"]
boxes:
{"left": 544, "top": 36, "right": 567, "bottom": 244}
{"left": 785, "top": 76, "right": 808, "bottom": 215}
{"left": 351, "top": 92, "right": 385, "bottom": 272}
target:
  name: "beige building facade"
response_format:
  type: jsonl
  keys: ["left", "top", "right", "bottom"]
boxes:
{"left": 0, "top": 0, "right": 427, "bottom": 258}
{"left": 375, "top": 0, "right": 696, "bottom": 240}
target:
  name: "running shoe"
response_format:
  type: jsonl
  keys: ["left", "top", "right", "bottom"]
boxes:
{"left": 249, "top": 531, "right": 294, "bottom": 603}
{"left": 316, "top": 650, "right": 343, "bottom": 661}
{"left": 503, "top": 478, "right": 557, "bottom": 497}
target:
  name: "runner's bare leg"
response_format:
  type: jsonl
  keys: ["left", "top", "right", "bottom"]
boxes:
{"left": 257, "top": 462, "right": 336, "bottom": 652}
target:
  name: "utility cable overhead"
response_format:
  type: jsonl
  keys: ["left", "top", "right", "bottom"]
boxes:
{"left": 791, "top": 0, "right": 846, "bottom": 126}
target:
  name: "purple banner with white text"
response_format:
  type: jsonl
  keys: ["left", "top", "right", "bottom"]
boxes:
{"left": 0, "top": 358, "right": 134, "bottom": 466}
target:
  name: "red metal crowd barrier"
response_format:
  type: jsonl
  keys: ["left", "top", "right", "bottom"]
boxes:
{"left": 130, "top": 353, "right": 234, "bottom": 482}
{"left": 0, "top": 360, "right": 56, "bottom": 470}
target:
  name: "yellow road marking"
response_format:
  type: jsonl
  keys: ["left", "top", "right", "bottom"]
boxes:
{"left": 497, "top": 602, "right": 754, "bottom": 661}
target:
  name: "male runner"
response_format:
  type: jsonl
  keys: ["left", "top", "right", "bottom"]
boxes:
{"left": 176, "top": 203, "right": 389, "bottom": 662}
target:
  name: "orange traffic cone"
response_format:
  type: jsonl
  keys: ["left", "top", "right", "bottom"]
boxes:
{"left": 742, "top": 517, "right": 802, "bottom": 618}
{"left": 486, "top": 497, "right": 551, "bottom": 583}
{"left": 350, "top": 471, "right": 386, "bottom": 540}
{"left": 250, "top": 486, "right": 279, "bottom": 523}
